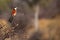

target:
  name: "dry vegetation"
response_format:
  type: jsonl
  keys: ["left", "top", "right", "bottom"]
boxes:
{"left": 0, "top": 15, "right": 60, "bottom": 40}
{"left": 0, "top": 0, "right": 60, "bottom": 40}
{"left": 38, "top": 15, "right": 60, "bottom": 40}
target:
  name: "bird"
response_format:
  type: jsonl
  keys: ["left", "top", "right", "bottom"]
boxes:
{"left": 9, "top": 7, "right": 17, "bottom": 23}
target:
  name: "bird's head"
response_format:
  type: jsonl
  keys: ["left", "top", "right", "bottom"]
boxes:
{"left": 14, "top": 7, "right": 17, "bottom": 10}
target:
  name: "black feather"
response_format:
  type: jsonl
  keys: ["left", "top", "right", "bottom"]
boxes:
{"left": 9, "top": 15, "right": 14, "bottom": 23}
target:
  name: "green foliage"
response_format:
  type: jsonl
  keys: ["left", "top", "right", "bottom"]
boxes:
{"left": 0, "top": 0, "right": 11, "bottom": 11}
{"left": 40, "top": 0, "right": 53, "bottom": 7}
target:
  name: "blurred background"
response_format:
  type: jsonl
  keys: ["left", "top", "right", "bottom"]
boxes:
{"left": 0, "top": 0, "right": 60, "bottom": 40}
